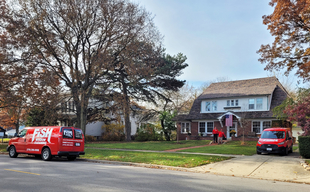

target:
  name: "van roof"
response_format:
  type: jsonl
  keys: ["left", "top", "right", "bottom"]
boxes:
{"left": 263, "top": 127, "right": 290, "bottom": 132}
{"left": 24, "top": 126, "right": 77, "bottom": 129}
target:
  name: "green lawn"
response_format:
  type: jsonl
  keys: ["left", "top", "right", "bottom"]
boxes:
{"left": 179, "top": 141, "right": 258, "bottom": 156}
{"left": 86, "top": 140, "right": 211, "bottom": 151}
{"left": 0, "top": 144, "right": 7, "bottom": 152}
{"left": 82, "top": 148, "right": 231, "bottom": 168}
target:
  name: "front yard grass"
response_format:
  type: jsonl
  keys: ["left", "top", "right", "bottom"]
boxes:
{"left": 0, "top": 144, "right": 7, "bottom": 152}
{"left": 179, "top": 141, "right": 257, "bottom": 156}
{"left": 82, "top": 148, "right": 231, "bottom": 168}
{"left": 86, "top": 140, "right": 211, "bottom": 151}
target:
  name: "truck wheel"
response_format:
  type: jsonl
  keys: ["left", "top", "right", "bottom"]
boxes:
{"left": 282, "top": 147, "right": 288, "bottom": 156}
{"left": 67, "top": 156, "right": 76, "bottom": 161}
{"left": 256, "top": 150, "right": 261, "bottom": 154}
{"left": 41, "top": 148, "right": 52, "bottom": 161}
{"left": 9, "top": 146, "right": 18, "bottom": 158}
{"left": 288, "top": 146, "right": 293, "bottom": 153}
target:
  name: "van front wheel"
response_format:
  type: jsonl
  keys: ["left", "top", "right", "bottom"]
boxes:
{"left": 9, "top": 146, "right": 18, "bottom": 158}
{"left": 42, "top": 148, "right": 52, "bottom": 161}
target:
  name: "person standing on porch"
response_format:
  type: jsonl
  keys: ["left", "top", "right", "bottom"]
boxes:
{"left": 218, "top": 129, "right": 226, "bottom": 144}
{"left": 212, "top": 127, "right": 219, "bottom": 144}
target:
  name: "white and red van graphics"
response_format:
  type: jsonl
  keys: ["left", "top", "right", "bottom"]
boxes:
{"left": 7, "top": 126, "right": 85, "bottom": 161}
{"left": 256, "top": 127, "right": 293, "bottom": 155}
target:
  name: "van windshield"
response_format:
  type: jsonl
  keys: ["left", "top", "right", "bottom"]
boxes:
{"left": 261, "top": 131, "right": 285, "bottom": 139}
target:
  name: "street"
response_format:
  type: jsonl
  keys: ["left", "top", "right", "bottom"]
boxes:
{"left": 0, "top": 155, "right": 309, "bottom": 192}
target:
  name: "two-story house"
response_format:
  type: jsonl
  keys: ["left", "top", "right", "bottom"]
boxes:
{"left": 175, "top": 77, "right": 290, "bottom": 141}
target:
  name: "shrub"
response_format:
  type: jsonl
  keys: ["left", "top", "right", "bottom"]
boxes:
{"left": 102, "top": 123, "right": 125, "bottom": 141}
{"left": 135, "top": 124, "right": 163, "bottom": 141}
{"left": 85, "top": 135, "right": 97, "bottom": 142}
{"left": 298, "top": 136, "right": 310, "bottom": 158}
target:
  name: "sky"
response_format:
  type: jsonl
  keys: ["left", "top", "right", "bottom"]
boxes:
{"left": 136, "top": 0, "right": 304, "bottom": 89}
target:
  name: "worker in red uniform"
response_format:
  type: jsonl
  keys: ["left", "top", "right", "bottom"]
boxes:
{"left": 218, "top": 129, "right": 226, "bottom": 144}
{"left": 212, "top": 127, "right": 219, "bottom": 144}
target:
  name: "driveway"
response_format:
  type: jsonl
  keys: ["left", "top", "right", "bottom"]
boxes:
{"left": 190, "top": 152, "right": 310, "bottom": 183}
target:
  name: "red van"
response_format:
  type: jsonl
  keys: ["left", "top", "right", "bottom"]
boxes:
{"left": 7, "top": 126, "right": 85, "bottom": 161}
{"left": 256, "top": 127, "right": 293, "bottom": 155}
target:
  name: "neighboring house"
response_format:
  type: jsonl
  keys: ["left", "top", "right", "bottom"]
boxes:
{"left": 174, "top": 77, "right": 291, "bottom": 141}
{"left": 58, "top": 97, "right": 146, "bottom": 138}
{"left": 0, "top": 126, "right": 6, "bottom": 138}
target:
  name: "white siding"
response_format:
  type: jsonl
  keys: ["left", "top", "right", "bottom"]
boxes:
{"left": 201, "top": 96, "right": 270, "bottom": 113}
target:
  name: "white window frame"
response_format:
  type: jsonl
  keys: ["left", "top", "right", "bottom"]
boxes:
{"left": 207, "top": 122, "right": 214, "bottom": 133}
{"left": 256, "top": 98, "right": 263, "bottom": 110}
{"left": 199, "top": 122, "right": 206, "bottom": 133}
{"left": 205, "top": 101, "right": 217, "bottom": 112}
{"left": 181, "top": 122, "right": 191, "bottom": 134}
{"left": 206, "top": 101, "right": 211, "bottom": 111}
{"left": 252, "top": 120, "right": 271, "bottom": 134}
{"left": 198, "top": 121, "right": 214, "bottom": 134}
{"left": 249, "top": 99, "right": 255, "bottom": 110}
{"left": 212, "top": 101, "right": 217, "bottom": 111}
{"left": 226, "top": 99, "right": 239, "bottom": 107}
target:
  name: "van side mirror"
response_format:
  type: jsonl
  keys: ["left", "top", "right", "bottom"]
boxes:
{"left": 288, "top": 137, "right": 292, "bottom": 140}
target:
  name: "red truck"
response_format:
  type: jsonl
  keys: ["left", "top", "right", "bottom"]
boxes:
{"left": 7, "top": 126, "right": 85, "bottom": 161}
{"left": 256, "top": 127, "right": 293, "bottom": 156}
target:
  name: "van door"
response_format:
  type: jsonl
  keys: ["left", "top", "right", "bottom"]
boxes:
{"left": 60, "top": 127, "right": 74, "bottom": 152}
{"left": 15, "top": 129, "right": 27, "bottom": 153}
{"left": 72, "top": 128, "right": 84, "bottom": 152}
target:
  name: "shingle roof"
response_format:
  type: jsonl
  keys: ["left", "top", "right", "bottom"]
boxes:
{"left": 198, "top": 77, "right": 286, "bottom": 100}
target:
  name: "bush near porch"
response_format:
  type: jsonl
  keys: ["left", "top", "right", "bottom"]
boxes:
{"left": 298, "top": 136, "right": 310, "bottom": 158}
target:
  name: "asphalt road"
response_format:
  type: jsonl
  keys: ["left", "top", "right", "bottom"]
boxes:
{"left": 0, "top": 155, "right": 309, "bottom": 192}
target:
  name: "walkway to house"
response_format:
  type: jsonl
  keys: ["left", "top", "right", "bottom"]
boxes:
{"left": 165, "top": 142, "right": 220, "bottom": 152}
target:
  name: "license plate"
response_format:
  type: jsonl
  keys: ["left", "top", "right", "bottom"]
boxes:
{"left": 75, "top": 143, "right": 80, "bottom": 146}
{"left": 267, "top": 148, "right": 272, "bottom": 151}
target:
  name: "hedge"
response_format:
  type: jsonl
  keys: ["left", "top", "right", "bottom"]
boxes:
{"left": 298, "top": 136, "right": 310, "bottom": 158}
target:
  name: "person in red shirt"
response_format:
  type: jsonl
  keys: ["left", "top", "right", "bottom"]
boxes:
{"left": 212, "top": 127, "right": 219, "bottom": 144}
{"left": 218, "top": 129, "right": 226, "bottom": 144}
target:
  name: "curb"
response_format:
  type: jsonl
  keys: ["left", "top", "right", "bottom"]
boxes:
{"left": 77, "top": 158, "right": 210, "bottom": 173}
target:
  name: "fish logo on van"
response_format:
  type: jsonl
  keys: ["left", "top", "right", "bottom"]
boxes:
{"left": 32, "top": 128, "right": 53, "bottom": 143}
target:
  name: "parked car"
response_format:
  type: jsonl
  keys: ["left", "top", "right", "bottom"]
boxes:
{"left": 7, "top": 126, "right": 85, "bottom": 161}
{"left": 256, "top": 128, "right": 293, "bottom": 156}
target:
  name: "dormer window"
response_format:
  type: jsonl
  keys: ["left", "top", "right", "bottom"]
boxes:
{"left": 205, "top": 101, "right": 217, "bottom": 112}
{"left": 249, "top": 98, "right": 263, "bottom": 110}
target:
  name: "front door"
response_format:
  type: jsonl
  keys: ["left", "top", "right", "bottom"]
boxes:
{"left": 227, "top": 122, "right": 238, "bottom": 139}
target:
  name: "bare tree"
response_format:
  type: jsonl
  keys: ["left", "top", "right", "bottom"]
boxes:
{"left": 0, "top": 0, "right": 170, "bottom": 135}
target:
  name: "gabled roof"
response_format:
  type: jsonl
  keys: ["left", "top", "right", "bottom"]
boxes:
{"left": 198, "top": 77, "right": 287, "bottom": 100}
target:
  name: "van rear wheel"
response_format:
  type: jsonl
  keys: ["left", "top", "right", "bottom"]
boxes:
{"left": 42, "top": 148, "right": 52, "bottom": 161}
{"left": 9, "top": 146, "right": 18, "bottom": 158}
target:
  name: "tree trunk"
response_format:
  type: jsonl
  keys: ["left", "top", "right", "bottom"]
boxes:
{"left": 72, "top": 87, "right": 90, "bottom": 138}
{"left": 121, "top": 82, "right": 131, "bottom": 141}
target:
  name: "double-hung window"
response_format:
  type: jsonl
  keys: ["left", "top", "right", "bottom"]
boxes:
{"left": 199, "top": 122, "right": 205, "bottom": 133}
{"left": 252, "top": 120, "right": 271, "bottom": 134}
{"left": 181, "top": 122, "right": 190, "bottom": 133}
{"left": 249, "top": 99, "right": 255, "bottom": 109}
{"left": 207, "top": 122, "right": 214, "bottom": 133}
